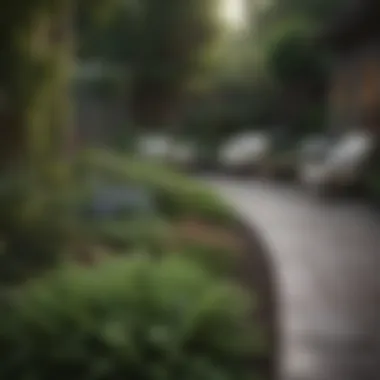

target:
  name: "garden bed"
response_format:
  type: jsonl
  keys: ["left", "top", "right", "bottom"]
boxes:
{"left": 77, "top": 217, "right": 278, "bottom": 380}
{"left": 175, "top": 217, "right": 278, "bottom": 380}
{"left": 158, "top": 220, "right": 278, "bottom": 380}
{"left": 232, "top": 219, "right": 278, "bottom": 380}
{"left": 78, "top": 151, "right": 278, "bottom": 371}
{"left": 0, "top": 151, "right": 278, "bottom": 380}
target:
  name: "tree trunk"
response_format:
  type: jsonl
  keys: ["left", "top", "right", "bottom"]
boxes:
{"left": 0, "top": 3, "right": 75, "bottom": 179}
{"left": 0, "top": 102, "right": 24, "bottom": 170}
{"left": 50, "top": 0, "right": 75, "bottom": 160}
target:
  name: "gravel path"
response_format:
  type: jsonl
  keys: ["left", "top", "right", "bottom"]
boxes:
{"left": 207, "top": 177, "right": 380, "bottom": 380}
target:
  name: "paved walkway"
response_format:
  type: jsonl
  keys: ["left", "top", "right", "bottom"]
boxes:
{"left": 207, "top": 178, "right": 380, "bottom": 380}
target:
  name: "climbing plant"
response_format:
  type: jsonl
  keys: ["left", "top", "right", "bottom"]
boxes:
{"left": 0, "top": 0, "right": 122, "bottom": 172}
{"left": 0, "top": 0, "right": 126, "bottom": 285}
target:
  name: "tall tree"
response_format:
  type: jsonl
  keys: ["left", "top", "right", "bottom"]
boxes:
{"left": 78, "top": 0, "right": 220, "bottom": 128}
{"left": 0, "top": 0, "right": 118, "bottom": 171}
{"left": 249, "top": 0, "right": 342, "bottom": 135}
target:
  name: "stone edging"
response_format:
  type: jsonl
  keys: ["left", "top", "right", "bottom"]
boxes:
{"left": 232, "top": 217, "right": 280, "bottom": 380}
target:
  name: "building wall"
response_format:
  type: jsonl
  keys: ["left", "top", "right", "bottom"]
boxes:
{"left": 328, "top": 40, "right": 380, "bottom": 134}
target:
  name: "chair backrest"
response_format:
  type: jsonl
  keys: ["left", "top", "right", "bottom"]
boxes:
{"left": 326, "top": 130, "right": 375, "bottom": 170}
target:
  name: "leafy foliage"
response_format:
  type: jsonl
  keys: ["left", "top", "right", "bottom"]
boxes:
{"left": 78, "top": 0, "right": 221, "bottom": 126}
{"left": 0, "top": 151, "right": 238, "bottom": 284}
{"left": 264, "top": 18, "right": 330, "bottom": 88}
{"left": 0, "top": 172, "right": 75, "bottom": 284}
{"left": 0, "top": 0, "right": 127, "bottom": 167}
{"left": 75, "top": 150, "right": 236, "bottom": 225}
{"left": 263, "top": 0, "right": 348, "bottom": 26}
{"left": 0, "top": 255, "right": 266, "bottom": 380}
{"left": 248, "top": 0, "right": 337, "bottom": 137}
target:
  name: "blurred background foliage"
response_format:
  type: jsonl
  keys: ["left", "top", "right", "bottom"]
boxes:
{"left": 0, "top": 0, "right": 348, "bottom": 170}
{"left": 0, "top": 0, "right": 351, "bottom": 282}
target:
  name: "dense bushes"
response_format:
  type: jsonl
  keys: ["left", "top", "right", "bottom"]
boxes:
{"left": 0, "top": 255, "right": 266, "bottom": 380}
{"left": 0, "top": 150, "right": 239, "bottom": 283}
{"left": 74, "top": 149, "right": 236, "bottom": 225}
{"left": 0, "top": 173, "right": 76, "bottom": 284}
{"left": 0, "top": 152, "right": 271, "bottom": 380}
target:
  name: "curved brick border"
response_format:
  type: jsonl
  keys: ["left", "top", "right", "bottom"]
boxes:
{"left": 232, "top": 217, "right": 280, "bottom": 380}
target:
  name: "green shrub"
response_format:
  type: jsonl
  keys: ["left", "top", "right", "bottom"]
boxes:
{"left": 0, "top": 255, "right": 267, "bottom": 380}
{"left": 0, "top": 163, "right": 236, "bottom": 284}
{"left": 74, "top": 149, "right": 236, "bottom": 225}
{"left": 81, "top": 218, "right": 173, "bottom": 253}
{"left": 0, "top": 173, "right": 76, "bottom": 284}
{"left": 0, "top": 150, "right": 237, "bottom": 285}
{"left": 178, "top": 243, "right": 238, "bottom": 277}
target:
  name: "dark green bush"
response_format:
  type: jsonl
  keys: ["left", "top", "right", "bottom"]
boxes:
{"left": 74, "top": 149, "right": 236, "bottom": 226}
{"left": 0, "top": 255, "right": 266, "bottom": 380}
{"left": 81, "top": 218, "right": 173, "bottom": 253}
{"left": 0, "top": 161, "right": 237, "bottom": 284}
{"left": 178, "top": 242, "right": 238, "bottom": 277}
{"left": 0, "top": 173, "right": 76, "bottom": 284}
